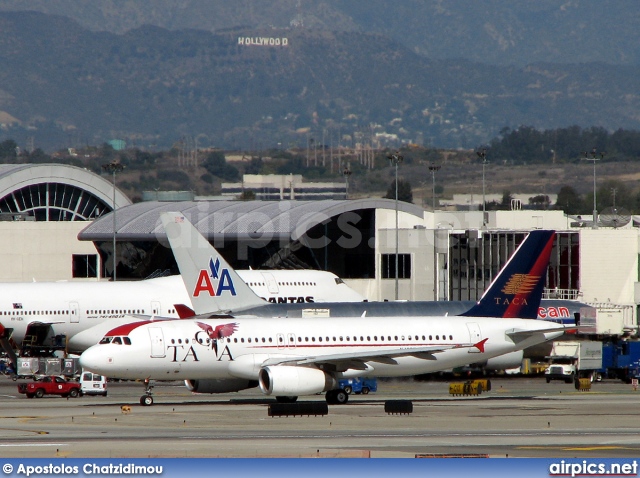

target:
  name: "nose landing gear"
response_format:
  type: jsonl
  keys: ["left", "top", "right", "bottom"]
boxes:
{"left": 139, "top": 379, "right": 154, "bottom": 406}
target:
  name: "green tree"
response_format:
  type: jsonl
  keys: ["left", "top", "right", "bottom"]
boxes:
{"left": 244, "top": 157, "right": 264, "bottom": 175}
{"left": 0, "top": 139, "right": 17, "bottom": 162}
{"left": 500, "top": 190, "right": 514, "bottom": 210}
{"left": 384, "top": 179, "right": 413, "bottom": 203}
{"left": 202, "top": 151, "right": 239, "bottom": 181}
{"left": 555, "top": 186, "right": 583, "bottom": 214}
{"left": 528, "top": 195, "right": 551, "bottom": 209}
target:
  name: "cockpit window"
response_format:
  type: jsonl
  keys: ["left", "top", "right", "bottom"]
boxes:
{"left": 112, "top": 337, "right": 122, "bottom": 344}
{"left": 99, "top": 337, "right": 113, "bottom": 345}
{"left": 123, "top": 337, "right": 131, "bottom": 345}
{"left": 334, "top": 278, "right": 344, "bottom": 285}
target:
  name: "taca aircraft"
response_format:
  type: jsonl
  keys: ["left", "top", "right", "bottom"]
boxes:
{"left": 78, "top": 213, "right": 565, "bottom": 405}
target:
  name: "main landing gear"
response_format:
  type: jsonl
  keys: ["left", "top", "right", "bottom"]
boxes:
{"left": 139, "top": 379, "right": 154, "bottom": 406}
{"left": 325, "top": 388, "right": 349, "bottom": 404}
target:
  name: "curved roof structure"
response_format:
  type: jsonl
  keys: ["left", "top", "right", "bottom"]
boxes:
{"left": 0, "top": 164, "right": 131, "bottom": 221}
{"left": 78, "top": 199, "right": 426, "bottom": 241}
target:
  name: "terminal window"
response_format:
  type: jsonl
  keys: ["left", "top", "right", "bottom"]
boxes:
{"left": 381, "top": 253, "right": 411, "bottom": 279}
{"left": 72, "top": 254, "right": 99, "bottom": 278}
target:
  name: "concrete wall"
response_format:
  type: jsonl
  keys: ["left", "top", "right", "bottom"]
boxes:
{"left": 0, "top": 221, "right": 100, "bottom": 282}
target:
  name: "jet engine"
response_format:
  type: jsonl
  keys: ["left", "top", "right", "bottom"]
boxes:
{"left": 482, "top": 350, "right": 524, "bottom": 371}
{"left": 184, "top": 379, "right": 258, "bottom": 394}
{"left": 258, "top": 366, "right": 335, "bottom": 396}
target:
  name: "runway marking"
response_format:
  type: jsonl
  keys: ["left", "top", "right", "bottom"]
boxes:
{"left": 0, "top": 443, "right": 67, "bottom": 447}
{"left": 564, "top": 446, "right": 636, "bottom": 451}
{"left": 518, "top": 446, "right": 635, "bottom": 451}
{"left": 0, "top": 427, "right": 48, "bottom": 435}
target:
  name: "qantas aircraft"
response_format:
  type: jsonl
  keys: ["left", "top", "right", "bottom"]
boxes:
{"left": 0, "top": 269, "right": 364, "bottom": 362}
{"left": 79, "top": 216, "right": 565, "bottom": 405}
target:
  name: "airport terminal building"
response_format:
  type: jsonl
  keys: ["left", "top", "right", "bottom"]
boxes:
{"left": 0, "top": 164, "right": 638, "bottom": 336}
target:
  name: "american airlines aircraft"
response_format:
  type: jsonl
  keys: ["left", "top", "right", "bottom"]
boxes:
{"left": 0, "top": 269, "right": 365, "bottom": 363}
{"left": 78, "top": 215, "right": 565, "bottom": 405}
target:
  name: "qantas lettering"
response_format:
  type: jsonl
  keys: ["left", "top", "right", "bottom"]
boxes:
{"left": 265, "top": 296, "right": 315, "bottom": 304}
{"left": 538, "top": 306, "right": 570, "bottom": 319}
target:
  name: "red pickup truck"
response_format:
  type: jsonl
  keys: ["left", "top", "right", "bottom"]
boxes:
{"left": 17, "top": 376, "right": 81, "bottom": 398}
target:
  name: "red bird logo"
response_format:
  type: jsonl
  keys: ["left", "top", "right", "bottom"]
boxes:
{"left": 197, "top": 321, "right": 238, "bottom": 355}
{"left": 196, "top": 321, "right": 238, "bottom": 340}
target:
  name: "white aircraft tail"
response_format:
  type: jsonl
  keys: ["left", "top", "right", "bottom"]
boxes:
{"left": 160, "top": 212, "right": 266, "bottom": 314}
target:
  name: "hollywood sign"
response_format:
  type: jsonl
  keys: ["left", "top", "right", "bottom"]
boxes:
{"left": 238, "top": 37, "right": 289, "bottom": 46}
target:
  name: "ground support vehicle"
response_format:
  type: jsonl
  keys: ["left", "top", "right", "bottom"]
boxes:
{"left": 17, "top": 375, "right": 81, "bottom": 398}
{"left": 600, "top": 341, "right": 640, "bottom": 383}
{"left": 338, "top": 377, "right": 377, "bottom": 395}
{"left": 545, "top": 341, "right": 602, "bottom": 383}
{"left": 79, "top": 371, "right": 108, "bottom": 396}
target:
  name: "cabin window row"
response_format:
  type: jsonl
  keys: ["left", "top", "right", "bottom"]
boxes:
{"left": 189, "top": 334, "right": 455, "bottom": 344}
{"left": 2, "top": 310, "right": 72, "bottom": 315}
{"left": 247, "top": 282, "right": 317, "bottom": 287}
{"left": 86, "top": 309, "right": 176, "bottom": 315}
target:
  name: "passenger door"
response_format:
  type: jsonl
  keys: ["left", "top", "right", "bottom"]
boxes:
{"left": 148, "top": 327, "right": 165, "bottom": 358}
{"left": 466, "top": 322, "right": 482, "bottom": 354}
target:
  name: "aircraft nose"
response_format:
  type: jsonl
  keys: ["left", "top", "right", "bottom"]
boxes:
{"left": 79, "top": 346, "right": 109, "bottom": 373}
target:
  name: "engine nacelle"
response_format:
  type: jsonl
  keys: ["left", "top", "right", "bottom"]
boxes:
{"left": 258, "top": 366, "right": 335, "bottom": 396}
{"left": 483, "top": 350, "right": 524, "bottom": 371}
{"left": 184, "top": 379, "right": 258, "bottom": 394}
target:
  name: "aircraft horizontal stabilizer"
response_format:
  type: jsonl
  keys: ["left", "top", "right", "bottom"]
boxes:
{"left": 506, "top": 325, "right": 566, "bottom": 337}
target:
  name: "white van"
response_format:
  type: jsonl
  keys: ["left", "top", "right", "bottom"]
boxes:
{"left": 79, "top": 371, "right": 108, "bottom": 397}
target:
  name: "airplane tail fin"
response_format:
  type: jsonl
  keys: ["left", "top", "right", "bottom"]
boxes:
{"left": 461, "top": 230, "right": 555, "bottom": 319}
{"left": 160, "top": 212, "right": 266, "bottom": 314}
{"left": 174, "top": 304, "right": 196, "bottom": 319}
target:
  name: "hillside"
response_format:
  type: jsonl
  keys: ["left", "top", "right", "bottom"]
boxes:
{"left": 1, "top": 0, "right": 639, "bottom": 66}
{"left": 0, "top": 11, "right": 639, "bottom": 152}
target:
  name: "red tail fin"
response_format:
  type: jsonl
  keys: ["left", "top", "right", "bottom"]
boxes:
{"left": 174, "top": 303, "right": 196, "bottom": 319}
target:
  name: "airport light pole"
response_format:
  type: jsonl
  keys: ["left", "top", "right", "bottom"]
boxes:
{"left": 582, "top": 148, "right": 604, "bottom": 229}
{"left": 342, "top": 163, "right": 352, "bottom": 199}
{"left": 476, "top": 148, "right": 488, "bottom": 227}
{"left": 428, "top": 163, "right": 441, "bottom": 211}
{"left": 101, "top": 159, "right": 124, "bottom": 281}
{"left": 387, "top": 151, "right": 403, "bottom": 300}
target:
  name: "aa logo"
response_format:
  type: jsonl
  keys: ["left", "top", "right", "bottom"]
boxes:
{"left": 192, "top": 257, "right": 237, "bottom": 297}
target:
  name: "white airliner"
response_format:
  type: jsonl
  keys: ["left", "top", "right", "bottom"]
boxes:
{"left": 78, "top": 212, "right": 565, "bottom": 405}
{"left": 0, "top": 269, "right": 364, "bottom": 360}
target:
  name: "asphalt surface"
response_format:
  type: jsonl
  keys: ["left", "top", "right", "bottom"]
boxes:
{"left": 1, "top": 376, "right": 640, "bottom": 458}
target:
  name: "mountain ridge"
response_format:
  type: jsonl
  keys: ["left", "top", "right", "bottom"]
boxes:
{"left": 0, "top": 10, "right": 639, "bottom": 151}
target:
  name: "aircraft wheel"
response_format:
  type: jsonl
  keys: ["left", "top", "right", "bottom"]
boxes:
{"left": 140, "top": 395, "right": 154, "bottom": 406}
{"left": 334, "top": 389, "right": 349, "bottom": 404}
{"left": 325, "top": 390, "right": 336, "bottom": 404}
